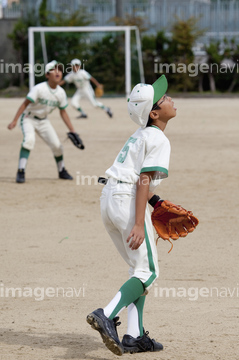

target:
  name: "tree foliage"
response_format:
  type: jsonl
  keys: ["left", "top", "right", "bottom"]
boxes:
{"left": 7, "top": 5, "right": 239, "bottom": 93}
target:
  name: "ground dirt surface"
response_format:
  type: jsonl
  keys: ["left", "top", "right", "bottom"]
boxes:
{"left": 0, "top": 97, "right": 238, "bottom": 360}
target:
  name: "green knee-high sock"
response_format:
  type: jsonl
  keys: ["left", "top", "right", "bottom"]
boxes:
{"left": 55, "top": 155, "right": 64, "bottom": 172}
{"left": 108, "top": 277, "right": 145, "bottom": 320}
{"left": 18, "top": 146, "right": 30, "bottom": 169}
{"left": 134, "top": 295, "right": 146, "bottom": 336}
{"left": 19, "top": 146, "right": 30, "bottom": 160}
{"left": 55, "top": 155, "right": 63, "bottom": 163}
{"left": 77, "top": 107, "right": 86, "bottom": 115}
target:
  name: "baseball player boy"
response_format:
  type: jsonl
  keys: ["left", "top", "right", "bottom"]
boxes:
{"left": 86, "top": 75, "right": 177, "bottom": 355}
{"left": 60, "top": 58, "right": 113, "bottom": 119}
{"left": 8, "top": 60, "right": 78, "bottom": 183}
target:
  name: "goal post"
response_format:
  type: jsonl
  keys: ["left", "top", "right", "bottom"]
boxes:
{"left": 28, "top": 26, "right": 145, "bottom": 97}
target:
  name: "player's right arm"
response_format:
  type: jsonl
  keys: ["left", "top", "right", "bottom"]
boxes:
{"left": 8, "top": 98, "right": 31, "bottom": 130}
{"left": 90, "top": 76, "right": 102, "bottom": 88}
{"left": 127, "top": 171, "right": 155, "bottom": 250}
{"left": 61, "top": 73, "right": 72, "bottom": 87}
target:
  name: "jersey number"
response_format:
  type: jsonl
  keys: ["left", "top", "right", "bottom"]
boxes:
{"left": 117, "top": 137, "right": 137, "bottom": 163}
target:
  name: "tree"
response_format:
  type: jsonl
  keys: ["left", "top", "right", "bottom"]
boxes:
{"left": 170, "top": 17, "right": 205, "bottom": 92}
{"left": 142, "top": 17, "right": 205, "bottom": 92}
{"left": 204, "top": 42, "right": 223, "bottom": 92}
{"left": 86, "top": 34, "right": 125, "bottom": 94}
{"left": 39, "top": 0, "right": 48, "bottom": 26}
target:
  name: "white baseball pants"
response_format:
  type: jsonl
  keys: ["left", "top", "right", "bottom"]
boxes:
{"left": 71, "top": 86, "right": 104, "bottom": 109}
{"left": 100, "top": 181, "right": 159, "bottom": 291}
{"left": 20, "top": 114, "right": 63, "bottom": 157}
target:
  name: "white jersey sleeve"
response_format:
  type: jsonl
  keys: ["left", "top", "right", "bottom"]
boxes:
{"left": 26, "top": 85, "right": 40, "bottom": 103}
{"left": 64, "top": 72, "right": 74, "bottom": 84}
{"left": 58, "top": 87, "right": 68, "bottom": 109}
{"left": 141, "top": 126, "right": 171, "bottom": 191}
{"left": 81, "top": 69, "right": 91, "bottom": 80}
{"left": 141, "top": 127, "right": 170, "bottom": 179}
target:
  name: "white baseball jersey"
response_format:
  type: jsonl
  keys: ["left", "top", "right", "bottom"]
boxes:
{"left": 64, "top": 70, "right": 91, "bottom": 89}
{"left": 26, "top": 82, "right": 68, "bottom": 119}
{"left": 106, "top": 125, "right": 171, "bottom": 192}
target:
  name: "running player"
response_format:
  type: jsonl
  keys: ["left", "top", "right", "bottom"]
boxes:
{"left": 60, "top": 58, "right": 113, "bottom": 119}
{"left": 86, "top": 75, "right": 177, "bottom": 355}
{"left": 7, "top": 60, "right": 78, "bottom": 183}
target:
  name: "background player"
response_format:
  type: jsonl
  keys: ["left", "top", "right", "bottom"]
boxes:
{"left": 60, "top": 58, "right": 113, "bottom": 119}
{"left": 86, "top": 75, "right": 177, "bottom": 355}
{"left": 7, "top": 60, "right": 79, "bottom": 183}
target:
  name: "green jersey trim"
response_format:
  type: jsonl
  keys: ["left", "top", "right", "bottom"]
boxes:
{"left": 59, "top": 104, "right": 68, "bottom": 110}
{"left": 140, "top": 166, "right": 168, "bottom": 176}
{"left": 150, "top": 125, "right": 161, "bottom": 131}
{"left": 46, "top": 81, "right": 58, "bottom": 94}
{"left": 26, "top": 96, "right": 34, "bottom": 103}
{"left": 143, "top": 223, "right": 157, "bottom": 288}
{"left": 20, "top": 113, "right": 26, "bottom": 146}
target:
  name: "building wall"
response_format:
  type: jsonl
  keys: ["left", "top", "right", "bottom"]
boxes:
{"left": 3, "top": 0, "right": 239, "bottom": 34}
{"left": 8, "top": 0, "right": 20, "bottom": 4}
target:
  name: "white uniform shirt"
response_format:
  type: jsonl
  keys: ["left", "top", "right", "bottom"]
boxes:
{"left": 64, "top": 70, "right": 91, "bottom": 89}
{"left": 106, "top": 125, "right": 171, "bottom": 192}
{"left": 26, "top": 82, "right": 68, "bottom": 119}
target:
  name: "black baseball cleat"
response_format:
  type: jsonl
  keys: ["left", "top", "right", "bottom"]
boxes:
{"left": 16, "top": 169, "right": 25, "bottom": 183}
{"left": 59, "top": 168, "right": 73, "bottom": 180}
{"left": 86, "top": 308, "right": 124, "bottom": 356}
{"left": 77, "top": 113, "right": 88, "bottom": 119}
{"left": 106, "top": 108, "right": 113, "bottom": 118}
{"left": 122, "top": 330, "right": 163, "bottom": 353}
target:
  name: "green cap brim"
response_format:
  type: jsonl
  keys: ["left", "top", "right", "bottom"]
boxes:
{"left": 152, "top": 75, "right": 168, "bottom": 105}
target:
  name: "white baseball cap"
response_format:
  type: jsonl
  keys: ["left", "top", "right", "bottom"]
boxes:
{"left": 45, "top": 60, "right": 63, "bottom": 74}
{"left": 45, "top": 60, "right": 58, "bottom": 73}
{"left": 127, "top": 75, "right": 168, "bottom": 128}
{"left": 71, "top": 58, "right": 81, "bottom": 66}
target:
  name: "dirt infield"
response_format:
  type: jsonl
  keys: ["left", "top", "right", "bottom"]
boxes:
{"left": 0, "top": 97, "right": 238, "bottom": 360}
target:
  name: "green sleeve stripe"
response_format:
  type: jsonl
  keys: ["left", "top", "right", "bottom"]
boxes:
{"left": 59, "top": 104, "right": 68, "bottom": 110}
{"left": 26, "top": 96, "right": 34, "bottom": 103}
{"left": 140, "top": 166, "right": 168, "bottom": 176}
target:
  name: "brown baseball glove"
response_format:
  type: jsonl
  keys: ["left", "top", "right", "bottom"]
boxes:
{"left": 151, "top": 200, "right": 199, "bottom": 253}
{"left": 95, "top": 85, "right": 104, "bottom": 97}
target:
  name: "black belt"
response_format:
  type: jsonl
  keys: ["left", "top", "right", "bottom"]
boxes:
{"left": 33, "top": 115, "right": 46, "bottom": 120}
{"left": 27, "top": 112, "right": 46, "bottom": 120}
{"left": 98, "top": 177, "right": 129, "bottom": 185}
{"left": 98, "top": 177, "right": 108, "bottom": 185}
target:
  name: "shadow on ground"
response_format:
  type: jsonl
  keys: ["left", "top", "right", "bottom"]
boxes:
{"left": 0, "top": 328, "right": 113, "bottom": 360}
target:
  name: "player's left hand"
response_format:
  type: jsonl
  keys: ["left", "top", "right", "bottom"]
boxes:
{"left": 95, "top": 84, "right": 104, "bottom": 97}
{"left": 151, "top": 200, "right": 199, "bottom": 253}
{"left": 127, "top": 224, "right": 145, "bottom": 250}
{"left": 8, "top": 121, "right": 17, "bottom": 130}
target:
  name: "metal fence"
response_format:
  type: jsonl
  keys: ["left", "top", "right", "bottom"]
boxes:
{"left": 1, "top": 2, "right": 22, "bottom": 18}
{"left": 2, "top": 0, "right": 239, "bottom": 35}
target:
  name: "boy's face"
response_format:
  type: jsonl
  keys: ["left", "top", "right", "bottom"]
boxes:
{"left": 46, "top": 66, "right": 63, "bottom": 84}
{"left": 72, "top": 64, "right": 81, "bottom": 72}
{"left": 152, "top": 95, "right": 177, "bottom": 120}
